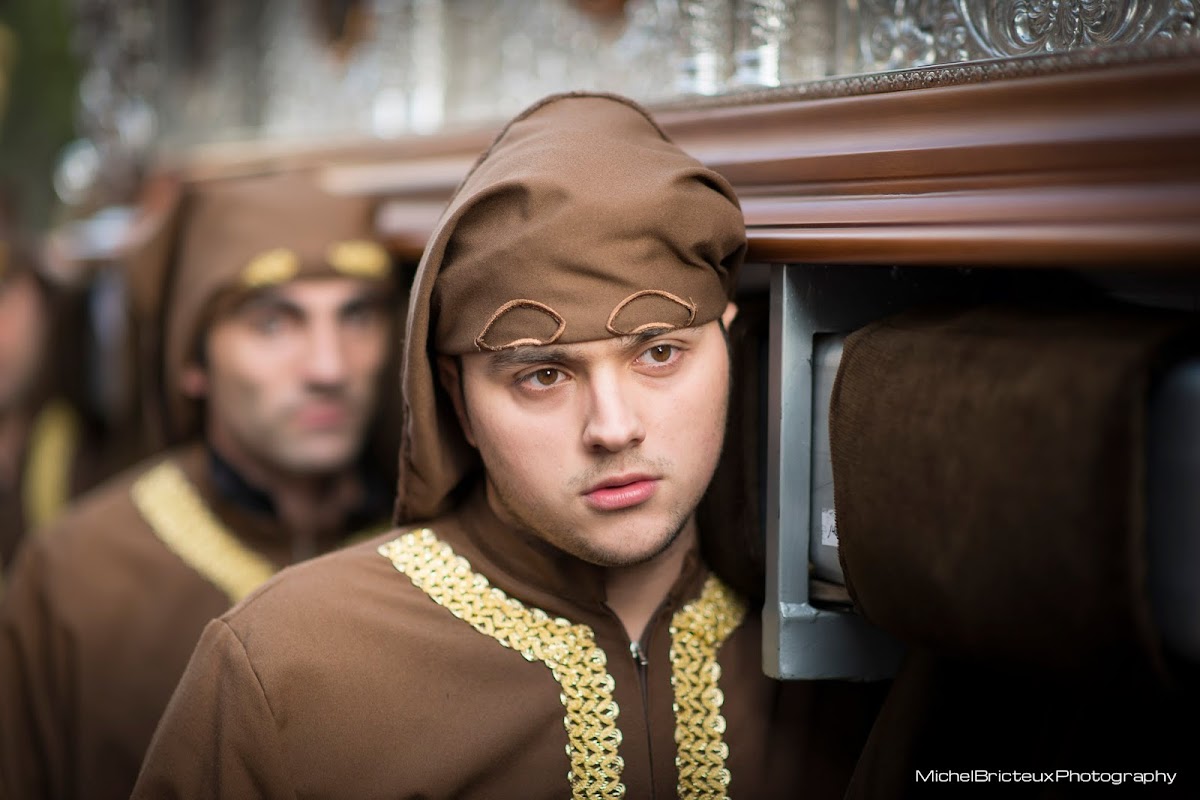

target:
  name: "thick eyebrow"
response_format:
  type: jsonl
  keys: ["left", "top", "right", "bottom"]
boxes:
{"left": 483, "top": 326, "right": 702, "bottom": 374}
{"left": 619, "top": 327, "right": 680, "bottom": 349}
{"left": 484, "top": 346, "right": 574, "bottom": 374}
{"left": 233, "top": 290, "right": 301, "bottom": 317}
{"left": 337, "top": 288, "right": 390, "bottom": 314}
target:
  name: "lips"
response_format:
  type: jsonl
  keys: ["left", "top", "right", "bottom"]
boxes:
{"left": 295, "top": 402, "right": 350, "bottom": 427}
{"left": 582, "top": 474, "right": 659, "bottom": 512}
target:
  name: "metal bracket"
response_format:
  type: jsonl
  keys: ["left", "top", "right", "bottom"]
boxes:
{"left": 763, "top": 264, "right": 942, "bottom": 680}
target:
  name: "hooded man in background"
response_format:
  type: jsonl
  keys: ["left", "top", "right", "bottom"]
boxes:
{"left": 134, "top": 93, "right": 882, "bottom": 799}
{"left": 0, "top": 168, "right": 404, "bottom": 799}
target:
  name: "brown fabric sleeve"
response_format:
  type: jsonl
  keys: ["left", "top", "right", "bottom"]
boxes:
{"left": 132, "top": 619, "right": 293, "bottom": 800}
{"left": 830, "top": 303, "right": 1196, "bottom": 674}
{"left": 0, "top": 534, "right": 69, "bottom": 796}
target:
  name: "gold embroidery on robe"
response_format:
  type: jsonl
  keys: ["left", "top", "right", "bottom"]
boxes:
{"left": 670, "top": 575, "right": 746, "bottom": 799}
{"left": 24, "top": 399, "right": 80, "bottom": 530}
{"left": 378, "top": 529, "right": 626, "bottom": 800}
{"left": 131, "top": 461, "right": 277, "bottom": 603}
{"left": 379, "top": 528, "right": 749, "bottom": 798}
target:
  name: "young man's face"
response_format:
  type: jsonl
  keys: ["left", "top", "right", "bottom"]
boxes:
{"left": 0, "top": 271, "right": 48, "bottom": 414}
{"left": 182, "top": 277, "right": 391, "bottom": 476}
{"left": 443, "top": 302, "right": 737, "bottom": 568}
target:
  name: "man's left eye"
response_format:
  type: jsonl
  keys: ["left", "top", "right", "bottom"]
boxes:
{"left": 533, "top": 368, "right": 561, "bottom": 386}
{"left": 343, "top": 305, "right": 383, "bottom": 327}
{"left": 640, "top": 344, "right": 676, "bottom": 364}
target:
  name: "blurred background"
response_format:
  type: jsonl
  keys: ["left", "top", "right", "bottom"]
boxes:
{"left": 2, "top": 7, "right": 1198, "bottom": 794}
{"left": 1, "top": 0, "right": 1197, "bottom": 464}
{"left": 4, "top": 0, "right": 1198, "bottom": 233}
{"left": 3, "top": 0, "right": 1199, "bottom": 701}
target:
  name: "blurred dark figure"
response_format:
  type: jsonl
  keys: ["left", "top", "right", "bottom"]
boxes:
{"left": 0, "top": 191, "right": 139, "bottom": 576}
{"left": 0, "top": 168, "right": 405, "bottom": 800}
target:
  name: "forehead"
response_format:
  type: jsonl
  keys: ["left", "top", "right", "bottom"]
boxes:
{"left": 233, "top": 276, "right": 384, "bottom": 311}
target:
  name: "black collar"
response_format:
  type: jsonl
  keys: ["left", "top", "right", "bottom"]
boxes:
{"left": 206, "top": 445, "right": 392, "bottom": 531}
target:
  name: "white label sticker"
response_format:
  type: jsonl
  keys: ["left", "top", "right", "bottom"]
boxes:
{"left": 821, "top": 508, "right": 839, "bottom": 547}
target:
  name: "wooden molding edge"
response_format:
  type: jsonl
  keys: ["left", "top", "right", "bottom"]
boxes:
{"left": 330, "top": 51, "right": 1200, "bottom": 268}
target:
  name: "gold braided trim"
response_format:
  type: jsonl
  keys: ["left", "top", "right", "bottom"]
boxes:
{"left": 131, "top": 461, "right": 277, "bottom": 604}
{"left": 378, "top": 529, "right": 626, "bottom": 799}
{"left": 670, "top": 575, "right": 747, "bottom": 800}
{"left": 23, "top": 400, "right": 81, "bottom": 530}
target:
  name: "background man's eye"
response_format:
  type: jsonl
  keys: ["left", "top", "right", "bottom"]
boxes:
{"left": 345, "top": 305, "right": 381, "bottom": 326}
{"left": 253, "top": 314, "right": 284, "bottom": 334}
{"left": 649, "top": 345, "right": 672, "bottom": 362}
{"left": 535, "top": 369, "right": 558, "bottom": 386}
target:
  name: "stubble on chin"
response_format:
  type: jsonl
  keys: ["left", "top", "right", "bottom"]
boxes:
{"left": 486, "top": 473, "right": 692, "bottom": 568}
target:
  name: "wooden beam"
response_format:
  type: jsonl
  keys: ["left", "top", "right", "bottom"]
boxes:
{"left": 315, "top": 50, "right": 1200, "bottom": 268}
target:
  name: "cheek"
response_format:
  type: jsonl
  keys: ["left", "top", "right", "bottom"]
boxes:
{"left": 472, "top": 402, "right": 573, "bottom": 478}
{"left": 669, "top": 356, "right": 731, "bottom": 440}
{"left": 0, "top": 298, "right": 39, "bottom": 353}
{"left": 206, "top": 347, "right": 279, "bottom": 411}
{"left": 0, "top": 321, "right": 16, "bottom": 355}
{"left": 351, "top": 332, "right": 390, "bottom": 378}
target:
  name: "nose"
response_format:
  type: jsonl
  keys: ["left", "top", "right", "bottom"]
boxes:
{"left": 304, "top": 321, "right": 349, "bottom": 386}
{"left": 581, "top": 370, "right": 645, "bottom": 453}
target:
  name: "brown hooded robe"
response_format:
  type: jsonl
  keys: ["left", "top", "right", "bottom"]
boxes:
{"left": 132, "top": 93, "right": 883, "bottom": 800}
{"left": 0, "top": 171, "right": 398, "bottom": 800}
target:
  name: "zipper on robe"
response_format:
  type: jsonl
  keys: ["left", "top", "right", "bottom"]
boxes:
{"left": 630, "top": 639, "right": 655, "bottom": 797}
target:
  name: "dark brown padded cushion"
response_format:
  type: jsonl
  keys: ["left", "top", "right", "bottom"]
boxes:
{"left": 830, "top": 303, "right": 1195, "bottom": 675}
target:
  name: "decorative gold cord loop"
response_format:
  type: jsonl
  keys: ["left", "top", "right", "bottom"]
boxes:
{"left": 326, "top": 239, "right": 391, "bottom": 279}
{"left": 605, "top": 290, "right": 697, "bottom": 336}
{"left": 474, "top": 299, "right": 567, "bottom": 351}
{"left": 241, "top": 248, "right": 300, "bottom": 287}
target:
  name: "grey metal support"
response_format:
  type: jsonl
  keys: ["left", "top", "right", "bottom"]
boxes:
{"left": 764, "top": 264, "right": 928, "bottom": 681}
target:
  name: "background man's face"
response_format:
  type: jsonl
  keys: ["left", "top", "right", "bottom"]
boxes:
{"left": 184, "top": 277, "right": 391, "bottom": 476}
{"left": 0, "top": 272, "right": 48, "bottom": 414}
{"left": 449, "top": 303, "right": 736, "bottom": 568}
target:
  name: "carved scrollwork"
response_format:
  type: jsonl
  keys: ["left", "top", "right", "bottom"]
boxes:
{"left": 859, "top": 0, "right": 1199, "bottom": 71}
{"left": 659, "top": 35, "right": 1200, "bottom": 110}
{"left": 859, "top": 0, "right": 967, "bottom": 70}
{"left": 957, "top": 0, "right": 1199, "bottom": 57}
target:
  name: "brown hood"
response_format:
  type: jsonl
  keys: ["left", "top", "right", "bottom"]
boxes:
{"left": 396, "top": 92, "right": 746, "bottom": 523}
{"left": 124, "top": 169, "right": 393, "bottom": 444}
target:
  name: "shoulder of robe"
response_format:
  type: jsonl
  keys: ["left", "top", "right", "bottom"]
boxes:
{"left": 217, "top": 526, "right": 430, "bottom": 628}
{"left": 17, "top": 450, "right": 189, "bottom": 570}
